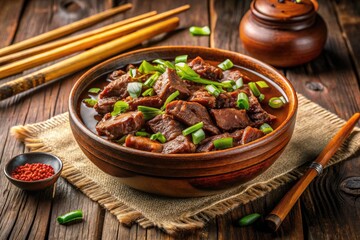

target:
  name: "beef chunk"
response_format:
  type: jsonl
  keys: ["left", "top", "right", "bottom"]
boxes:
{"left": 153, "top": 68, "right": 190, "bottom": 101}
{"left": 248, "top": 94, "right": 276, "bottom": 126}
{"left": 166, "top": 100, "right": 220, "bottom": 135}
{"left": 221, "top": 70, "right": 243, "bottom": 82}
{"left": 216, "top": 88, "right": 250, "bottom": 108}
{"left": 188, "top": 56, "right": 223, "bottom": 81}
{"left": 99, "top": 73, "right": 132, "bottom": 99}
{"left": 196, "top": 129, "right": 244, "bottom": 152}
{"left": 125, "top": 96, "right": 163, "bottom": 111}
{"left": 189, "top": 89, "right": 216, "bottom": 108}
{"left": 211, "top": 108, "right": 253, "bottom": 131}
{"left": 147, "top": 114, "right": 183, "bottom": 141}
{"left": 107, "top": 69, "right": 126, "bottom": 81}
{"left": 241, "top": 126, "right": 265, "bottom": 144}
{"left": 162, "top": 135, "right": 196, "bottom": 154}
{"left": 96, "top": 111, "right": 144, "bottom": 140}
{"left": 125, "top": 135, "right": 163, "bottom": 153}
{"left": 94, "top": 97, "right": 120, "bottom": 114}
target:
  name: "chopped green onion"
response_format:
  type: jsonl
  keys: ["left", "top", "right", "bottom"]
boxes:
{"left": 161, "top": 90, "right": 180, "bottom": 110}
{"left": 142, "top": 88, "right": 155, "bottom": 97}
{"left": 237, "top": 92, "right": 249, "bottom": 110}
{"left": 248, "top": 82, "right": 261, "bottom": 97}
{"left": 137, "top": 106, "right": 164, "bottom": 120}
{"left": 182, "top": 122, "right": 204, "bottom": 136}
{"left": 213, "top": 137, "right": 233, "bottom": 150}
{"left": 256, "top": 81, "right": 269, "bottom": 88}
{"left": 88, "top": 88, "right": 101, "bottom": 94}
{"left": 234, "top": 78, "right": 244, "bottom": 89}
{"left": 127, "top": 82, "right": 143, "bottom": 99}
{"left": 237, "top": 213, "right": 261, "bottom": 227}
{"left": 268, "top": 97, "right": 285, "bottom": 108}
{"left": 116, "top": 135, "right": 127, "bottom": 144}
{"left": 205, "top": 84, "right": 221, "bottom": 97}
{"left": 189, "top": 26, "right": 211, "bottom": 36}
{"left": 260, "top": 123, "right": 273, "bottom": 134}
{"left": 218, "top": 59, "right": 234, "bottom": 71}
{"left": 222, "top": 80, "right": 236, "bottom": 91}
{"left": 83, "top": 98, "right": 98, "bottom": 107}
{"left": 153, "top": 59, "right": 175, "bottom": 69}
{"left": 144, "top": 72, "right": 161, "bottom": 87}
{"left": 111, "top": 101, "right": 129, "bottom": 116}
{"left": 258, "top": 93, "right": 265, "bottom": 102}
{"left": 138, "top": 60, "right": 162, "bottom": 74}
{"left": 57, "top": 210, "right": 83, "bottom": 225}
{"left": 175, "top": 55, "right": 188, "bottom": 63}
{"left": 150, "top": 132, "right": 167, "bottom": 143}
{"left": 192, "top": 129, "right": 205, "bottom": 144}
{"left": 129, "top": 68, "right": 137, "bottom": 78}
{"left": 136, "top": 131, "right": 151, "bottom": 137}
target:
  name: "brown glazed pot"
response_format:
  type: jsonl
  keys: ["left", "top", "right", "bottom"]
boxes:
{"left": 69, "top": 46, "right": 298, "bottom": 197}
{"left": 240, "top": 0, "right": 327, "bottom": 67}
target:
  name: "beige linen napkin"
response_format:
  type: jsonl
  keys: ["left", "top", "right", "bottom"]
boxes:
{"left": 11, "top": 95, "right": 360, "bottom": 234}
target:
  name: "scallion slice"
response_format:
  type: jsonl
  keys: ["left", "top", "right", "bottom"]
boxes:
{"left": 161, "top": 90, "right": 180, "bottom": 110}
{"left": 116, "top": 135, "right": 127, "bottom": 144}
{"left": 268, "top": 97, "right": 285, "bottom": 108}
{"left": 150, "top": 132, "right": 167, "bottom": 143}
{"left": 237, "top": 213, "right": 261, "bottom": 227}
{"left": 129, "top": 68, "right": 137, "bottom": 78}
{"left": 135, "top": 131, "right": 151, "bottom": 137}
{"left": 137, "top": 106, "right": 164, "bottom": 120}
{"left": 175, "top": 55, "right": 188, "bottom": 63}
{"left": 192, "top": 129, "right": 205, "bottom": 144}
{"left": 152, "top": 59, "right": 175, "bottom": 69}
{"left": 213, "top": 137, "right": 233, "bottom": 150}
{"left": 234, "top": 77, "right": 243, "bottom": 89}
{"left": 144, "top": 72, "right": 161, "bottom": 87}
{"left": 218, "top": 59, "right": 234, "bottom": 71}
{"left": 205, "top": 84, "right": 221, "bottom": 97}
{"left": 237, "top": 92, "right": 249, "bottom": 110}
{"left": 258, "top": 93, "right": 265, "bottom": 102}
{"left": 182, "top": 122, "right": 204, "bottom": 136}
{"left": 142, "top": 88, "right": 155, "bottom": 97}
{"left": 248, "top": 82, "right": 261, "bottom": 97}
{"left": 127, "top": 82, "right": 143, "bottom": 99}
{"left": 260, "top": 123, "right": 273, "bottom": 134}
{"left": 189, "top": 26, "right": 211, "bottom": 36}
{"left": 57, "top": 210, "right": 83, "bottom": 225}
{"left": 83, "top": 98, "right": 98, "bottom": 107}
{"left": 88, "top": 88, "right": 101, "bottom": 94}
{"left": 256, "top": 81, "right": 269, "bottom": 88}
{"left": 111, "top": 101, "right": 129, "bottom": 116}
{"left": 138, "top": 60, "right": 161, "bottom": 74}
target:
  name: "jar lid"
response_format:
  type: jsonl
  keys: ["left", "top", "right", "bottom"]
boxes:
{"left": 253, "top": 0, "right": 316, "bottom": 22}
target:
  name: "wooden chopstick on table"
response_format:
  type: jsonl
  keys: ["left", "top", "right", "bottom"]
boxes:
{"left": 0, "top": 3, "right": 132, "bottom": 57}
{"left": 0, "top": 17, "right": 180, "bottom": 101}
{"left": 265, "top": 112, "right": 360, "bottom": 232}
{"left": 0, "top": 5, "right": 190, "bottom": 79}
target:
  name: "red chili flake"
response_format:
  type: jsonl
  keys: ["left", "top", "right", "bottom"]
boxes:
{"left": 11, "top": 163, "right": 55, "bottom": 181}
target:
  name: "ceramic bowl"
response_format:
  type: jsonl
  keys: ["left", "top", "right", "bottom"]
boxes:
{"left": 69, "top": 46, "right": 298, "bottom": 197}
{"left": 4, "top": 152, "right": 63, "bottom": 191}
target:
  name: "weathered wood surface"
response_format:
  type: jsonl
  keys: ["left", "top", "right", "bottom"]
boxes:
{"left": 0, "top": 0, "right": 359, "bottom": 239}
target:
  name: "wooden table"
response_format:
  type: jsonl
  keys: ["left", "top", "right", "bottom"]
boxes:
{"left": 0, "top": 0, "right": 359, "bottom": 239}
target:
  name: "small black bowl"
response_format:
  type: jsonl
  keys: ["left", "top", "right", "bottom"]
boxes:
{"left": 4, "top": 152, "right": 63, "bottom": 191}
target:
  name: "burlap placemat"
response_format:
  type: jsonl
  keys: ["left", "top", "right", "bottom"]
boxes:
{"left": 11, "top": 95, "right": 359, "bottom": 234}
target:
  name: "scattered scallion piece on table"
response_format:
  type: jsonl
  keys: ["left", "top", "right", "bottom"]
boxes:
{"left": 248, "top": 82, "right": 261, "bottom": 97}
{"left": 153, "top": 59, "right": 175, "bottom": 69}
{"left": 237, "top": 92, "right": 249, "bottom": 110}
{"left": 83, "top": 98, "right": 98, "bottom": 107}
{"left": 88, "top": 88, "right": 101, "bottom": 94}
{"left": 175, "top": 55, "right": 188, "bottom": 63}
{"left": 189, "top": 26, "right": 211, "bottom": 36}
{"left": 161, "top": 90, "right": 180, "bottom": 110}
{"left": 192, "top": 128, "right": 205, "bottom": 144}
{"left": 268, "top": 97, "right": 285, "bottom": 108}
{"left": 205, "top": 84, "right": 221, "bottom": 97}
{"left": 127, "top": 82, "right": 143, "bottom": 99}
{"left": 260, "top": 123, "right": 273, "bottom": 134}
{"left": 111, "top": 101, "right": 129, "bottom": 116}
{"left": 258, "top": 93, "right": 265, "bottom": 102}
{"left": 142, "top": 88, "right": 155, "bottom": 97}
{"left": 135, "top": 131, "right": 151, "bottom": 137}
{"left": 57, "top": 210, "right": 83, "bottom": 225}
{"left": 218, "top": 59, "right": 234, "bottom": 71}
{"left": 182, "top": 122, "right": 204, "bottom": 136}
{"left": 213, "top": 137, "right": 233, "bottom": 150}
{"left": 137, "top": 106, "right": 164, "bottom": 120}
{"left": 144, "top": 72, "right": 161, "bottom": 87}
{"left": 150, "top": 132, "right": 167, "bottom": 143}
{"left": 256, "top": 80, "right": 269, "bottom": 88}
{"left": 237, "top": 213, "right": 261, "bottom": 227}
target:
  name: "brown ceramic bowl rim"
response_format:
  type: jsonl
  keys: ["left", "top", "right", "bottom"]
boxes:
{"left": 69, "top": 46, "right": 297, "bottom": 160}
{"left": 4, "top": 152, "right": 63, "bottom": 183}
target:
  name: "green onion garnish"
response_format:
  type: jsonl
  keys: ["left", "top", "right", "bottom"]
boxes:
{"left": 57, "top": 210, "right": 83, "bottom": 225}
{"left": 137, "top": 106, "right": 164, "bottom": 120}
{"left": 111, "top": 101, "right": 129, "bottom": 116}
{"left": 150, "top": 132, "right": 167, "bottom": 143}
{"left": 127, "top": 82, "right": 143, "bottom": 99}
{"left": 83, "top": 98, "right": 98, "bottom": 107}
{"left": 205, "top": 84, "right": 221, "bottom": 97}
{"left": 268, "top": 97, "right": 285, "bottom": 108}
{"left": 237, "top": 92, "right": 249, "bottom": 110}
{"left": 116, "top": 135, "right": 127, "bottom": 144}
{"left": 161, "top": 90, "right": 180, "bottom": 110}
{"left": 88, "top": 88, "right": 101, "bottom": 94}
{"left": 237, "top": 213, "right": 261, "bottom": 227}
{"left": 129, "top": 68, "right": 137, "bottom": 78}
{"left": 218, "top": 59, "right": 234, "bottom": 71}
{"left": 234, "top": 78, "right": 244, "bottom": 89}
{"left": 260, "top": 123, "right": 273, "bottom": 134}
{"left": 142, "top": 88, "right": 155, "bottom": 97}
{"left": 153, "top": 59, "right": 175, "bottom": 69}
{"left": 135, "top": 131, "right": 151, "bottom": 137}
{"left": 222, "top": 80, "right": 236, "bottom": 91}
{"left": 182, "top": 122, "right": 204, "bottom": 136}
{"left": 144, "top": 72, "right": 161, "bottom": 87}
{"left": 138, "top": 60, "right": 162, "bottom": 74}
{"left": 189, "top": 26, "right": 211, "bottom": 36}
{"left": 213, "top": 137, "right": 233, "bottom": 150}
{"left": 258, "top": 93, "right": 265, "bottom": 102}
{"left": 175, "top": 55, "right": 188, "bottom": 63}
{"left": 256, "top": 81, "right": 269, "bottom": 88}
{"left": 192, "top": 128, "right": 205, "bottom": 144}
{"left": 248, "top": 82, "right": 261, "bottom": 97}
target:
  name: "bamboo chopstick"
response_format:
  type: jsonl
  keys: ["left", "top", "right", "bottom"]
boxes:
{"left": 265, "top": 112, "right": 360, "bottom": 232}
{"left": 0, "top": 17, "right": 180, "bottom": 101}
{"left": 0, "top": 3, "right": 132, "bottom": 57}
{"left": 0, "top": 5, "right": 190, "bottom": 79}
{"left": 0, "top": 11, "right": 158, "bottom": 65}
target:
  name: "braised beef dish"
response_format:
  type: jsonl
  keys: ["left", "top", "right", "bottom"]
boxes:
{"left": 79, "top": 56, "right": 288, "bottom": 154}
